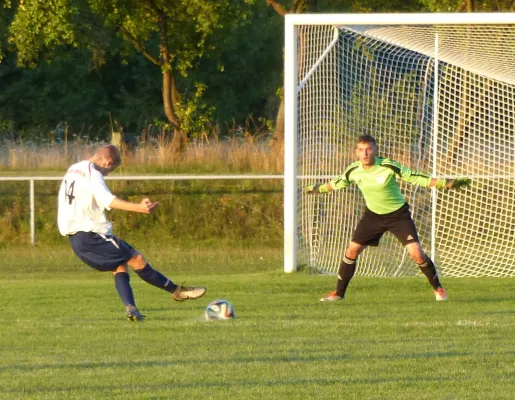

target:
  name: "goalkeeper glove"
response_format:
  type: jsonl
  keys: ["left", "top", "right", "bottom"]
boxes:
{"left": 304, "top": 183, "right": 330, "bottom": 194}
{"left": 435, "top": 177, "right": 471, "bottom": 190}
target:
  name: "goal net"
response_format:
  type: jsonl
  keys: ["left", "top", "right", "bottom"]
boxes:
{"left": 284, "top": 14, "right": 515, "bottom": 277}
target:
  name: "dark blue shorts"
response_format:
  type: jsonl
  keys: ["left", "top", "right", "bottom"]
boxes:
{"left": 69, "top": 232, "right": 136, "bottom": 272}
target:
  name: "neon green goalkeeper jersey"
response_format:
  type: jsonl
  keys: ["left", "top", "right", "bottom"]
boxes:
{"left": 330, "top": 156, "right": 433, "bottom": 215}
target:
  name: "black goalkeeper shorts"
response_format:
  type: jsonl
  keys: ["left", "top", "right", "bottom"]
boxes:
{"left": 352, "top": 203, "right": 420, "bottom": 247}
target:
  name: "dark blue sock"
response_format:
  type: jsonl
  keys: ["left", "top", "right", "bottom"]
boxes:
{"left": 135, "top": 264, "right": 178, "bottom": 293}
{"left": 114, "top": 272, "right": 136, "bottom": 306}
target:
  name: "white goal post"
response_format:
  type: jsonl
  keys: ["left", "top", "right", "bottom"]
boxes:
{"left": 284, "top": 13, "right": 515, "bottom": 277}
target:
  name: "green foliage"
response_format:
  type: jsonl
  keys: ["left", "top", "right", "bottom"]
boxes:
{"left": 419, "top": 0, "right": 461, "bottom": 10}
{"left": 4, "top": 0, "right": 263, "bottom": 134}
{"left": 197, "top": 2, "right": 283, "bottom": 124}
{"left": 8, "top": 0, "right": 79, "bottom": 68}
{"left": 0, "top": 188, "right": 28, "bottom": 244}
{"left": 0, "top": 2, "right": 13, "bottom": 63}
{"left": 0, "top": 49, "right": 163, "bottom": 137}
{"left": 326, "top": 0, "right": 425, "bottom": 11}
{"left": 85, "top": 0, "right": 264, "bottom": 138}
{"left": 268, "top": 0, "right": 425, "bottom": 13}
{"left": 175, "top": 82, "right": 215, "bottom": 137}
{"left": 0, "top": 180, "right": 283, "bottom": 247}
{"left": 1, "top": 0, "right": 283, "bottom": 139}
{"left": 420, "top": 0, "right": 514, "bottom": 11}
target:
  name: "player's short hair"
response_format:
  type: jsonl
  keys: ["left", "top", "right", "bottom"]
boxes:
{"left": 356, "top": 135, "right": 377, "bottom": 145}
{"left": 96, "top": 144, "right": 121, "bottom": 167}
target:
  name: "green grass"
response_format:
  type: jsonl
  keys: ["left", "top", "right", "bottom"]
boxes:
{"left": 1, "top": 246, "right": 515, "bottom": 399}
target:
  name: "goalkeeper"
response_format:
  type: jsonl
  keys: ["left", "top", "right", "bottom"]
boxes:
{"left": 305, "top": 135, "right": 471, "bottom": 302}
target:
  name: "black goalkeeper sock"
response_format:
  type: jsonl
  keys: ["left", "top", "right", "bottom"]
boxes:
{"left": 417, "top": 255, "right": 442, "bottom": 290}
{"left": 335, "top": 256, "right": 357, "bottom": 298}
{"left": 114, "top": 272, "right": 136, "bottom": 306}
{"left": 134, "top": 264, "right": 178, "bottom": 293}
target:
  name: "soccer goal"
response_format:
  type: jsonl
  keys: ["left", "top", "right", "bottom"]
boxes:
{"left": 284, "top": 13, "right": 515, "bottom": 277}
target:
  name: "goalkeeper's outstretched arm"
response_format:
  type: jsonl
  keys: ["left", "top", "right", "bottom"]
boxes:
{"left": 304, "top": 174, "right": 352, "bottom": 194}
{"left": 430, "top": 177, "right": 472, "bottom": 190}
{"left": 303, "top": 182, "right": 335, "bottom": 194}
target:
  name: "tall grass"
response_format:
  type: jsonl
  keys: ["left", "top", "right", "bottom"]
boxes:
{"left": 0, "top": 135, "right": 283, "bottom": 174}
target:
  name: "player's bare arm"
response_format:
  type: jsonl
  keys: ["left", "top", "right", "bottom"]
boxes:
{"left": 109, "top": 197, "right": 160, "bottom": 214}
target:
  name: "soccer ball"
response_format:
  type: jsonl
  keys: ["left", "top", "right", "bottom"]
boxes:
{"left": 205, "top": 299, "right": 235, "bottom": 321}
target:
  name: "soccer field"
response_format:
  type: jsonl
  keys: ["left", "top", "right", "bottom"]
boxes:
{"left": 1, "top": 246, "right": 514, "bottom": 399}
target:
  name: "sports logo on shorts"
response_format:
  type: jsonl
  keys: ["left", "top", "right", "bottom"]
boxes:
{"left": 407, "top": 235, "right": 414, "bottom": 240}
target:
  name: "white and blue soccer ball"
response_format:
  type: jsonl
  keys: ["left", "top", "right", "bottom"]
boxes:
{"left": 205, "top": 299, "right": 235, "bottom": 321}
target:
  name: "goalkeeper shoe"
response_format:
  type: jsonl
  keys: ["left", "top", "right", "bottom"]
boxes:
{"left": 320, "top": 291, "right": 343, "bottom": 302}
{"left": 434, "top": 287, "right": 448, "bottom": 302}
{"left": 172, "top": 284, "right": 207, "bottom": 302}
{"left": 126, "top": 305, "right": 145, "bottom": 322}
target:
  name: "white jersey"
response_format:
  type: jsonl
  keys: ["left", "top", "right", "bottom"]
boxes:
{"left": 58, "top": 160, "right": 116, "bottom": 236}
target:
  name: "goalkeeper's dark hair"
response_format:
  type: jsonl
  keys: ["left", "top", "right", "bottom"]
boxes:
{"left": 356, "top": 134, "right": 376, "bottom": 145}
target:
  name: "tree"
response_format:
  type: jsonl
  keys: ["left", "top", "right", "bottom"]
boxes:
{"left": 0, "top": 45, "right": 166, "bottom": 141}
{"left": 421, "top": 0, "right": 515, "bottom": 11}
{"left": 264, "top": 0, "right": 313, "bottom": 152}
{"left": 191, "top": 2, "right": 283, "bottom": 129}
{"left": 0, "top": 3, "right": 12, "bottom": 63}
{"left": 4, "top": 0, "right": 255, "bottom": 149}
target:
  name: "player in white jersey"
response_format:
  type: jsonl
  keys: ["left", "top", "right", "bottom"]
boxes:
{"left": 58, "top": 144, "right": 206, "bottom": 321}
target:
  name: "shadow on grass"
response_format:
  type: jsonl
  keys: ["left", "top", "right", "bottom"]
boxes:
{"left": 295, "top": 264, "right": 323, "bottom": 275}
{"left": 3, "top": 348, "right": 514, "bottom": 374}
